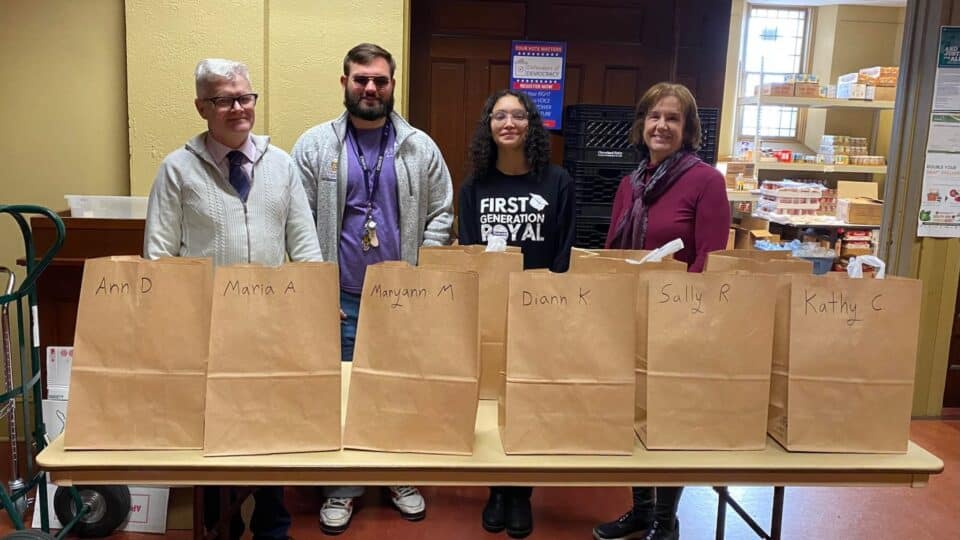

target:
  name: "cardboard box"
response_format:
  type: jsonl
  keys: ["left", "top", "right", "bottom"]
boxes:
{"left": 859, "top": 66, "right": 899, "bottom": 86}
{"left": 735, "top": 228, "right": 779, "bottom": 250}
{"left": 837, "top": 81, "right": 868, "bottom": 100}
{"left": 838, "top": 197, "right": 884, "bottom": 225}
{"left": 837, "top": 72, "right": 861, "bottom": 85}
{"left": 33, "top": 480, "right": 170, "bottom": 534}
{"left": 738, "top": 216, "right": 771, "bottom": 231}
{"left": 35, "top": 380, "right": 171, "bottom": 534}
{"left": 840, "top": 246, "right": 875, "bottom": 257}
{"left": 794, "top": 82, "right": 821, "bottom": 97}
{"left": 838, "top": 180, "right": 879, "bottom": 200}
{"left": 45, "top": 346, "right": 73, "bottom": 400}
{"left": 873, "top": 85, "right": 896, "bottom": 101}
{"left": 760, "top": 82, "right": 794, "bottom": 96}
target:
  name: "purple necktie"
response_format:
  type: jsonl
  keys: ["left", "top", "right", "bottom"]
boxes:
{"left": 227, "top": 150, "right": 250, "bottom": 202}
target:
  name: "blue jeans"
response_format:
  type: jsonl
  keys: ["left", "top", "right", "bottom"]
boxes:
{"left": 340, "top": 290, "right": 361, "bottom": 362}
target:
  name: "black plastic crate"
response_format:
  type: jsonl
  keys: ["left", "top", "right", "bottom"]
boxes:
{"left": 576, "top": 204, "right": 614, "bottom": 220}
{"left": 564, "top": 160, "right": 635, "bottom": 206}
{"left": 697, "top": 107, "right": 720, "bottom": 165}
{"left": 574, "top": 216, "right": 612, "bottom": 249}
{"left": 563, "top": 105, "right": 638, "bottom": 164}
{"left": 565, "top": 104, "right": 720, "bottom": 165}
{"left": 563, "top": 143, "right": 640, "bottom": 164}
{"left": 565, "top": 105, "right": 634, "bottom": 130}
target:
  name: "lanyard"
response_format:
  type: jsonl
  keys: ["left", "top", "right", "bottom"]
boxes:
{"left": 346, "top": 118, "right": 392, "bottom": 210}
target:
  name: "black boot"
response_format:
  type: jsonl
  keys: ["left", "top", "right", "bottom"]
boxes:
{"left": 592, "top": 508, "right": 655, "bottom": 540}
{"left": 648, "top": 518, "right": 680, "bottom": 540}
{"left": 505, "top": 492, "right": 532, "bottom": 538}
{"left": 482, "top": 488, "right": 506, "bottom": 533}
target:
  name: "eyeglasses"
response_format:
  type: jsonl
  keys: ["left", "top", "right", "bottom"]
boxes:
{"left": 205, "top": 93, "right": 258, "bottom": 111}
{"left": 351, "top": 76, "right": 391, "bottom": 88}
{"left": 490, "top": 110, "right": 529, "bottom": 123}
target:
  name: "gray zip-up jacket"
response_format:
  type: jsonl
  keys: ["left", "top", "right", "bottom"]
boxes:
{"left": 144, "top": 133, "right": 323, "bottom": 266}
{"left": 291, "top": 111, "right": 453, "bottom": 265}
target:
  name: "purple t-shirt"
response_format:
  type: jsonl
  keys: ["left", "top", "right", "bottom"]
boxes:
{"left": 339, "top": 124, "right": 401, "bottom": 293}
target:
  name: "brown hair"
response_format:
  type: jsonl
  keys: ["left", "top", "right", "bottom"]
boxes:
{"left": 629, "top": 82, "right": 702, "bottom": 154}
{"left": 343, "top": 43, "right": 396, "bottom": 77}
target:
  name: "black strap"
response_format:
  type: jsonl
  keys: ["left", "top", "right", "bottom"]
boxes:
{"left": 346, "top": 118, "right": 392, "bottom": 210}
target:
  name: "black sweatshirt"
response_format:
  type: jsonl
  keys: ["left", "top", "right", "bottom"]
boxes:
{"left": 458, "top": 164, "right": 576, "bottom": 272}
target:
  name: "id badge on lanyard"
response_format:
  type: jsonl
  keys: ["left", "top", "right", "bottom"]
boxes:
{"left": 348, "top": 119, "right": 392, "bottom": 251}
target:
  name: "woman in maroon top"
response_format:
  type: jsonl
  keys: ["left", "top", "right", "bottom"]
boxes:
{"left": 603, "top": 83, "right": 730, "bottom": 272}
{"left": 593, "top": 83, "right": 729, "bottom": 540}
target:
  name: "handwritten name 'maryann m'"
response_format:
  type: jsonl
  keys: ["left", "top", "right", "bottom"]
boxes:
{"left": 370, "top": 283, "right": 455, "bottom": 308}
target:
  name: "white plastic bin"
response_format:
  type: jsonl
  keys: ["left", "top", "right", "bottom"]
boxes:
{"left": 64, "top": 195, "right": 148, "bottom": 219}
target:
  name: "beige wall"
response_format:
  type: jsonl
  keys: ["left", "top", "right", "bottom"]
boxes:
{"left": 0, "top": 0, "right": 407, "bottom": 439}
{"left": 0, "top": 0, "right": 128, "bottom": 439}
{"left": 822, "top": 5, "right": 904, "bottom": 162}
{"left": 126, "top": 0, "right": 409, "bottom": 195}
{"left": 0, "top": 0, "right": 128, "bottom": 292}
{"left": 718, "top": 0, "right": 747, "bottom": 159}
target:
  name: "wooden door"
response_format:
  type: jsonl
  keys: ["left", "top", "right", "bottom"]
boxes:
{"left": 944, "top": 275, "right": 960, "bottom": 408}
{"left": 409, "top": 0, "right": 732, "bottom": 198}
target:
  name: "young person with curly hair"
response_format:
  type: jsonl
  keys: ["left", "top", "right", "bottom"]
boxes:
{"left": 457, "top": 89, "right": 576, "bottom": 538}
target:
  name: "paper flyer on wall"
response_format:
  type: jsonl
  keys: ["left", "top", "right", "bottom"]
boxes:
{"left": 933, "top": 26, "right": 960, "bottom": 112}
{"left": 917, "top": 139, "right": 960, "bottom": 237}
{"left": 918, "top": 27, "right": 960, "bottom": 238}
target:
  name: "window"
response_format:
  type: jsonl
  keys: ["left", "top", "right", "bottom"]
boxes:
{"left": 738, "top": 6, "right": 811, "bottom": 140}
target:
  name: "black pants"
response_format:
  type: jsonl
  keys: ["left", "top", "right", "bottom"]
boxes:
{"left": 632, "top": 486, "right": 682, "bottom": 529}
{"left": 490, "top": 486, "right": 533, "bottom": 499}
{"left": 203, "top": 486, "right": 291, "bottom": 540}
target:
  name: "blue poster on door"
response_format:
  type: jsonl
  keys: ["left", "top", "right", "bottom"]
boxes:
{"left": 510, "top": 41, "right": 566, "bottom": 130}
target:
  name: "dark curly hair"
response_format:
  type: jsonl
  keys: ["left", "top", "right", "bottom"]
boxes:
{"left": 467, "top": 89, "right": 551, "bottom": 181}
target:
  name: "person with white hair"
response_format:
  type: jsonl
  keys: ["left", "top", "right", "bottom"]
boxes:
{"left": 144, "top": 58, "right": 322, "bottom": 267}
{"left": 143, "top": 58, "right": 321, "bottom": 540}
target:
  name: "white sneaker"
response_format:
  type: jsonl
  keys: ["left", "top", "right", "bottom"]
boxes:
{"left": 388, "top": 485, "right": 426, "bottom": 521}
{"left": 319, "top": 496, "right": 354, "bottom": 535}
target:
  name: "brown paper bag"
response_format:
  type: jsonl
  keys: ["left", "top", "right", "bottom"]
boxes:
{"left": 705, "top": 251, "right": 813, "bottom": 451}
{"left": 501, "top": 271, "right": 637, "bottom": 455}
{"left": 203, "top": 263, "right": 342, "bottom": 456}
{"left": 569, "top": 256, "right": 685, "bottom": 432}
{"left": 568, "top": 248, "right": 683, "bottom": 272}
{"left": 64, "top": 256, "right": 212, "bottom": 450}
{"left": 419, "top": 245, "right": 523, "bottom": 399}
{"left": 639, "top": 271, "right": 778, "bottom": 450}
{"left": 343, "top": 262, "right": 480, "bottom": 455}
{"left": 772, "top": 273, "right": 921, "bottom": 452}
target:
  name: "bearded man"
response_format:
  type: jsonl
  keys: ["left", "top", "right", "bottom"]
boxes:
{"left": 291, "top": 42, "right": 453, "bottom": 536}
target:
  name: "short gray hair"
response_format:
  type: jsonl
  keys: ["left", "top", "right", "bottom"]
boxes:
{"left": 194, "top": 59, "right": 252, "bottom": 97}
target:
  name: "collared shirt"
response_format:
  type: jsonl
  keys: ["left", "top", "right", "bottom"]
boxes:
{"left": 205, "top": 134, "right": 257, "bottom": 185}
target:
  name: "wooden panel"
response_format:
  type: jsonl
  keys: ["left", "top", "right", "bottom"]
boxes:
{"left": 945, "top": 274, "right": 960, "bottom": 407}
{"left": 488, "top": 62, "right": 511, "bottom": 94}
{"left": 527, "top": 4, "right": 647, "bottom": 42}
{"left": 603, "top": 67, "right": 640, "bottom": 106}
{"left": 409, "top": 0, "right": 731, "bottom": 179}
{"left": 429, "top": 61, "right": 469, "bottom": 184}
{"left": 431, "top": 0, "right": 526, "bottom": 37}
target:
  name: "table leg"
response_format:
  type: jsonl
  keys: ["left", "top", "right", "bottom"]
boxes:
{"left": 715, "top": 486, "right": 728, "bottom": 540}
{"left": 192, "top": 486, "right": 204, "bottom": 540}
{"left": 771, "top": 486, "right": 785, "bottom": 540}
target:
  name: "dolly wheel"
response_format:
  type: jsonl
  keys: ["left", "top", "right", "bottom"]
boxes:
{"left": 53, "top": 485, "right": 131, "bottom": 538}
